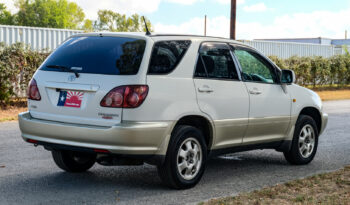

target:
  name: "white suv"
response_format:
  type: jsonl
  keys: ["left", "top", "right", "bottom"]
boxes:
{"left": 19, "top": 33, "right": 328, "bottom": 189}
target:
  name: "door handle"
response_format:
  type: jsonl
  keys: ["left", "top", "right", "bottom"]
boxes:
{"left": 249, "top": 89, "right": 262, "bottom": 95}
{"left": 198, "top": 86, "right": 213, "bottom": 93}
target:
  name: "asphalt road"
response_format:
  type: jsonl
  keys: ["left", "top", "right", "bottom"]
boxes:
{"left": 1, "top": 100, "right": 350, "bottom": 205}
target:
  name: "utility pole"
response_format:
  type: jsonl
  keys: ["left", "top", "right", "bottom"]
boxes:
{"left": 204, "top": 15, "right": 207, "bottom": 36}
{"left": 230, "top": 0, "right": 236, "bottom": 39}
{"left": 346, "top": 30, "right": 348, "bottom": 39}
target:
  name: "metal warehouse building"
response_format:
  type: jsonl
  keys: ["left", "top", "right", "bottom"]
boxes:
{"left": 256, "top": 37, "right": 350, "bottom": 46}
{"left": 0, "top": 25, "right": 83, "bottom": 51}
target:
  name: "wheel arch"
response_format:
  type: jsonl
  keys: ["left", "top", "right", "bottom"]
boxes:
{"left": 298, "top": 107, "right": 322, "bottom": 134}
{"left": 172, "top": 115, "right": 214, "bottom": 152}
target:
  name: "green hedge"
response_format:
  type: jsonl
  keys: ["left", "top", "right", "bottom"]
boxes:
{"left": 0, "top": 43, "right": 49, "bottom": 104}
{"left": 269, "top": 55, "right": 350, "bottom": 87}
{"left": 0, "top": 43, "right": 350, "bottom": 104}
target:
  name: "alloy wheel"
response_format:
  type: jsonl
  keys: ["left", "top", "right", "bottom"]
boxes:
{"left": 298, "top": 124, "right": 315, "bottom": 158}
{"left": 176, "top": 138, "right": 203, "bottom": 180}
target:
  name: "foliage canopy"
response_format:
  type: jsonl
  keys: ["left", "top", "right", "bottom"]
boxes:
{"left": 0, "top": 3, "right": 15, "bottom": 25}
{"left": 15, "top": 0, "right": 85, "bottom": 29}
{"left": 0, "top": 1, "right": 153, "bottom": 32}
{"left": 95, "top": 10, "right": 153, "bottom": 32}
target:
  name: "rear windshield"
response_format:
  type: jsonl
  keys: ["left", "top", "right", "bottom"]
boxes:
{"left": 40, "top": 36, "right": 146, "bottom": 75}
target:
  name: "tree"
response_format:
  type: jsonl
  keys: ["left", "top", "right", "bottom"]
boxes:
{"left": 0, "top": 3, "right": 15, "bottom": 25}
{"left": 95, "top": 10, "right": 153, "bottom": 32}
{"left": 82, "top": 19, "right": 93, "bottom": 31}
{"left": 15, "top": 0, "right": 85, "bottom": 29}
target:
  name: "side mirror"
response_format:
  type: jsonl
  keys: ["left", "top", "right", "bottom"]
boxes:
{"left": 281, "top": 69, "right": 296, "bottom": 84}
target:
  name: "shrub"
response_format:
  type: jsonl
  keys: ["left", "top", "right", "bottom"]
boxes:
{"left": 284, "top": 56, "right": 312, "bottom": 86}
{"left": 269, "top": 55, "right": 350, "bottom": 87}
{"left": 310, "top": 56, "right": 330, "bottom": 87}
{"left": 0, "top": 43, "right": 49, "bottom": 104}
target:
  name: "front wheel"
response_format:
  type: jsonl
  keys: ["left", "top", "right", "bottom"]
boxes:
{"left": 52, "top": 150, "right": 96, "bottom": 172}
{"left": 284, "top": 115, "right": 319, "bottom": 165}
{"left": 157, "top": 125, "right": 207, "bottom": 189}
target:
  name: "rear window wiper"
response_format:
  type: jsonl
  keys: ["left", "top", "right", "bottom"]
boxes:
{"left": 46, "top": 65, "right": 80, "bottom": 78}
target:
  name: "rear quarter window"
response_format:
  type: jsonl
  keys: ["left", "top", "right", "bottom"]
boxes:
{"left": 40, "top": 36, "right": 146, "bottom": 75}
{"left": 148, "top": 40, "right": 191, "bottom": 74}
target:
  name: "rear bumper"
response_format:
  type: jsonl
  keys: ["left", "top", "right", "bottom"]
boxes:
{"left": 18, "top": 112, "right": 173, "bottom": 155}
{"left": 320, "top": 112, "right": 328, "bottom": 136}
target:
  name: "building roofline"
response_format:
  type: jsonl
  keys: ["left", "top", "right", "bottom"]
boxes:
{"left": 331, "top": 39, "right": 350, "bottom": 41}
{"left": 0, "top": 24, "right": 83, "bottom": 32}
{"left": 255, "top": 37, "right": 333, "bottom": 40}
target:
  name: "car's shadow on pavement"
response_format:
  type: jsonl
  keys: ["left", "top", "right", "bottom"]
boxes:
{"left": 6, "top": 151, "right": 289, "bottom": 189}
{"left": 0, "top": 148, "right": 341, "bottom": 204}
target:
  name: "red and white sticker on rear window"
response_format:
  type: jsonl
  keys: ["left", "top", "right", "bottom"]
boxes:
{"left": 57, "top": 91, "right": 84, "bottom": 108}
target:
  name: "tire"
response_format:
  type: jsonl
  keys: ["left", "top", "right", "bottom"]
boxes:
{"left": 284, "top": 115, "right": 319, "bottom": 165}
{"left": 52, "top": 150, "right": 96, "bottom": 172}
{"left": 157, "top": 125, "right": 207, "bottom": 189}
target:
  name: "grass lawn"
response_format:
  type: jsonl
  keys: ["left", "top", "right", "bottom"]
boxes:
{"left": 201, "top": 166, "right": 350, "bottom": 205}
{"left": 0, "top": 106, "right": 27, "bottom": 122}
{"left": 317, "top": 89, "right": 350, "bottom": 101}
{"left": 0, "top": 99, "right": 27, "bottom": 122}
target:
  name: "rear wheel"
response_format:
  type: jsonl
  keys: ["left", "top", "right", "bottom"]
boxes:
{"left": 284, "top": 115, "right": 319, "bottom": 165}
{"left": 52, "top": 150, "right": 96, "bottom": 172}
{"left": 157, "top": 125, "right": 207, "bottom": 189}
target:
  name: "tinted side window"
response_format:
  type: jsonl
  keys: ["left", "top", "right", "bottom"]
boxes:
{"left": 234, "top": 49, "right": 277, "bottom": 83}
{"left": 194, "top": 43, "right": 238, "bottom": 80}
{"left": 148, "top": 40, "right": 191, "bottom": 74}
{"left": 194, "top": 56, "right": 207, "bottom": 77}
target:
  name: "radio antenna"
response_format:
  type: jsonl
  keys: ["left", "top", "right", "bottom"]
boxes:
{"left": 142, "top": 16, "right": 151, "bottom": 36}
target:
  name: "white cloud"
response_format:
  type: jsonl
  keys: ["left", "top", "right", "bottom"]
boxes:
{"left": 243, "top": 3, "right": 267, "bottom": 12}
{"left": 70, "top": 0, "right": 162, "bottom": 20}
{"left": 2, "top": 0, "right": 161, "bottom": 19}
{"left": 155, "top": 8, "right": 350, "bottom": 40}
{"left": 155, "top": 16, "right": 230, "bottom": 37}
{"left": 165, "top": 0, "right": 202, "bottom": 5}
{"left": 2, "top": 0, "right": 201, "bottom": 20}
{"left": 248, "top": 8, "right": 350, "bottom": 39}
{"left": 215, "top": 0, "right": 245, "bottom": 5}
{"left": 2, "top": 1, "right": 18, "bottom": 14}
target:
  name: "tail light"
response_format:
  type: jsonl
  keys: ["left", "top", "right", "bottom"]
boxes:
{"left": 27, "top": 79, "right": 41, "bottom": 101}
{"left": 100, "top": 85, "right": 149, "bottom": 108}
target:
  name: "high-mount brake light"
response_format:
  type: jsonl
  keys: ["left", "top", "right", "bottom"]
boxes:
{"left": 93, "top": 149, "right": 110, "bottom": 153}
{"left": 27, "top": 139, "right": 38, "bottom": 144}
{"left": 27, "top": 79, "right": 41, "bottom": 101}
{"left": 100, "top": 85, "right": 149, "bottom": 108}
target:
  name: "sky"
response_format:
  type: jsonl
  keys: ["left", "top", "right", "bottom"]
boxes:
{"left": 3, "top": 0, "right": 350, "bottom": 40}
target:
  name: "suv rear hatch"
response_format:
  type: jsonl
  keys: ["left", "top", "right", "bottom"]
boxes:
{"left": 29, "top": 34, "right": 148, "bottom": 127}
